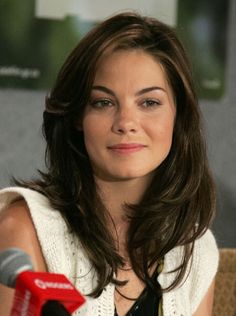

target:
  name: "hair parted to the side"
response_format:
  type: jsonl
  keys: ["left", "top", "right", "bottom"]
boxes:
{"left": 22, "top": 12, "right": 216, "bottom": 297}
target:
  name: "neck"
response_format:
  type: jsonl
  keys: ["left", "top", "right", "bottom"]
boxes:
{"left": 95, "top": 177, "right": 151, "bottom": 222}
{"left": 94, "top": 176, "right": 153, "bottom": 259}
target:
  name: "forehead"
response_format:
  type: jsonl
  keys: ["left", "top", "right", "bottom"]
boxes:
{"left": 95, "top": 49, "right": 163, "bottom": 74}
{"left": 93, "top": 50, "right": 173, "bottom": 96}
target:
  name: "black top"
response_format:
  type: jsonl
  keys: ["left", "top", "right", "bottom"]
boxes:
{"left": 114, "top": 261, "right": 163, "bottom": 316}
{"left": 114, "top": 285, "right": 160, "bottom": 316}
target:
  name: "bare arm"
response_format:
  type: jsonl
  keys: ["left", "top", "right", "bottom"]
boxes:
{"left": 193, "top": 279, "right": 215, "bottom": 316}
{"left": 0, "top": 200, "right": 47, "bottom": 316}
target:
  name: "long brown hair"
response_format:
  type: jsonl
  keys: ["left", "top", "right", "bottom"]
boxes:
{"left": 22, "top": 12, "right": 215, "bottom": 297}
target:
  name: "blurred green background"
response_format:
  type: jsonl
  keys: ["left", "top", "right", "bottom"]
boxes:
{"left": 0, "top": 0, "right": 229, "bottom": 99}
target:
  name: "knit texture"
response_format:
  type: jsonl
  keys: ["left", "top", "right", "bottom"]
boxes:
{"left": 0, "top": 187, "right": 219, "bottom": 315}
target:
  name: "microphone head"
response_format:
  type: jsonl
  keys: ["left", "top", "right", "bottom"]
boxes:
{"left": 0, "top": 248, "right": 33, "bottom": 288}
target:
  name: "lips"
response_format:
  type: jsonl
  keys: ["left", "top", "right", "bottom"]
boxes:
{"left": 107, "top": 143, "right": 146, "bottom": 154}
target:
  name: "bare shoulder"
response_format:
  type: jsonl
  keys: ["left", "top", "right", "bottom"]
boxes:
{"left": 0, "top": 199, "right": 34, "bottom": 241}
{"left": 0, "top": 199, "right": 47, "bottom": 271}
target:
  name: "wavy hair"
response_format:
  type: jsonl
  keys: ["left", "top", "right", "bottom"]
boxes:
{"left": 24, "top": 12, "right": 215, "bottom": 297}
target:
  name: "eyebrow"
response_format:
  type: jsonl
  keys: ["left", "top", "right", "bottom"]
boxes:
{"left": 92, "top": 85, "right": 116, "bottom": 97}
{"left": 135, "top": 86, "right": 166, "bottom": 96}
{"left": 92, "top": 85, "right": 166, "bottom": 96}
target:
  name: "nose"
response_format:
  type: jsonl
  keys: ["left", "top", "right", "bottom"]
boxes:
{"left": 111, "top": 106, "right": 138, "bottom": 134}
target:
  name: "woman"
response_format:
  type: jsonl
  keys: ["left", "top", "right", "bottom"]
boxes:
{"left": 0, "top": 12, "right": 218, "bottom": 315}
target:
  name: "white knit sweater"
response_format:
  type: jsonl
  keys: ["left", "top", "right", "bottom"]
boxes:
{"left": 0, "top": 187, "right": 219, "bottom": 316}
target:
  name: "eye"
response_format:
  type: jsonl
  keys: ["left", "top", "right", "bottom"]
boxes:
{"left": 142, "top": 99, "right": 161, "bottom": 108}
{"left": 89, "top": 98, "right": 114, "bottom": 109}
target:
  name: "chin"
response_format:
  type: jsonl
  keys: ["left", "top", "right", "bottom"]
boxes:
{"left": 102, "top": 169, "right": 155, "bottom": 182}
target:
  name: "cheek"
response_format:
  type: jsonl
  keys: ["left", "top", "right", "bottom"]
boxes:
{"left": 150, "top": 116, "right": 175, "bottom": 143}
{"left": 82, "top": 117, "right": 108, "bottom": 148}
{"left": 149, "top": 123, "right": 175, "bottom": 161}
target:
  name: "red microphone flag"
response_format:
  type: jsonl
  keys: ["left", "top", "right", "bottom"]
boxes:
{"left": 10, "top": 271, "right": 86, "bottom": 316}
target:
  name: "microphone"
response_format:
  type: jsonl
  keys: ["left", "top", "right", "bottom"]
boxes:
{"left": 41, "top": 300, "right": 70, "bottom": 316}
{"left": 0, "top": 248, "right": 86, "bottom": 316}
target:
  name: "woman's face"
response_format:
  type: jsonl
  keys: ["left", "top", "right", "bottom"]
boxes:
{"left": 80, "top": 50, "right": 176, "bottom": 182}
